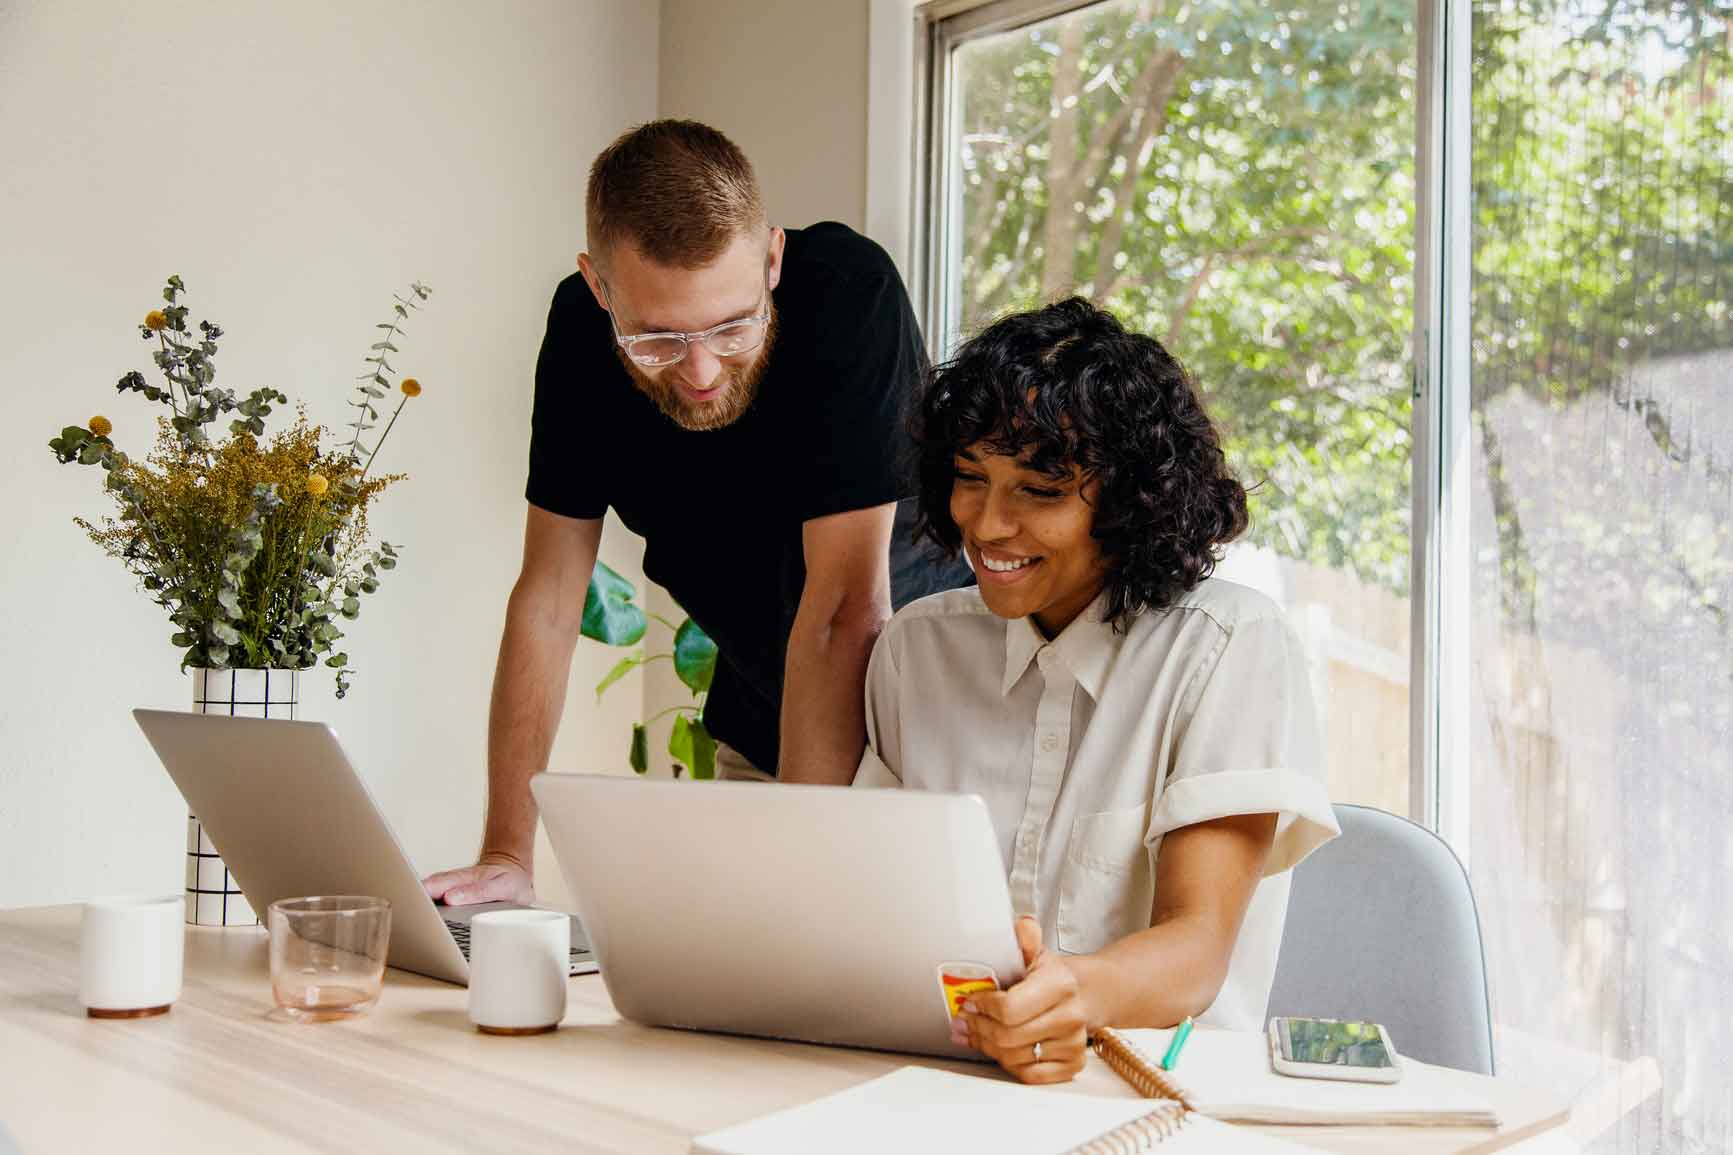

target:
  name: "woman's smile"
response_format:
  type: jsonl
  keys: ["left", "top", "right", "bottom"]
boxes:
{"left": 974, "top": 545, "right": 1043, "bottom": 583}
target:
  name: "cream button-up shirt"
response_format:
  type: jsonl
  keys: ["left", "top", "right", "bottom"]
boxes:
{"left": 854, "top": 578, "right": 1339, "bottom": 1030}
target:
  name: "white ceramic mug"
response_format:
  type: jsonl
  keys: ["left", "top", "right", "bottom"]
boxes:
{"left": 466, "top": 909, "right": 569, "bottom": 1035}
{"left": 79, "top": 895, "right": 185, "bottom": 1018}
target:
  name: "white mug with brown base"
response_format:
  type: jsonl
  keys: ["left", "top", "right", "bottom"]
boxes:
{"left": 466, "top": 909, "right": 570, "bottom": 1035}
{"left": 80, "top": 895, "right": 185, "bottom": 1019}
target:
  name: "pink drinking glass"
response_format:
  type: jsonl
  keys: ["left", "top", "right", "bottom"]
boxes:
{"left": 267, "top": 896, "right": 391, "bottom": 1020}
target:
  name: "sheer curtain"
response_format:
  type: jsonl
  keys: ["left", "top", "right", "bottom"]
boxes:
{"left": 1467, "top": 2, "right": 1733, "bottom": 1150}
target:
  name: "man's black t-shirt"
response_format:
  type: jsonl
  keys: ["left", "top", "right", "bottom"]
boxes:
{"left": 525, "top": 222, "right": 972, "bottom": 775}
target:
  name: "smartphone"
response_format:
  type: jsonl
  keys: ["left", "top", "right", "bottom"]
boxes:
{"left": 1268, "top": 1016, "right": 1403, "bottom": 1083}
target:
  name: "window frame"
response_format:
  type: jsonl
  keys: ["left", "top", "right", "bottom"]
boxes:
{"left": 915, "top": 1, "right": 1101, "bottom": 361}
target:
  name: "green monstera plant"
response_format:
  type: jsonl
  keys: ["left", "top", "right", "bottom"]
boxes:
{"left": 582, "top": 562, "right": 719, "bottom": 779}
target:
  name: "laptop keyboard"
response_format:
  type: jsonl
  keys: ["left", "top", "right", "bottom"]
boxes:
{"left": 445, "top": 919, "right": 588, "bottom": 977}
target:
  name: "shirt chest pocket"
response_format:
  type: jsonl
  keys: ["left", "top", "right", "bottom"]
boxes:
{"left": 1056, "top": 803, "right": 1155, "bottom": 956}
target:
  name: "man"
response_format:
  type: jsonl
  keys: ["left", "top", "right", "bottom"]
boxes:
{"left": 424, "top": 120, "right": 969, "bottom": 906}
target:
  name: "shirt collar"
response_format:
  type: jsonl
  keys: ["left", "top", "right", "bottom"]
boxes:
{"left": 1000, "top": 591, "right": 1118, "bottom": 700}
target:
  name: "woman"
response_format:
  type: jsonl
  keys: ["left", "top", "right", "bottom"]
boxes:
{"left": 855, "top": 298, "right": 1337, "bottom": 1084}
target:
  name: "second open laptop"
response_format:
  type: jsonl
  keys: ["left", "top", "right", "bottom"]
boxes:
{"left": 133, "top": 709, "right": 594, "bottom": 983}
{"left": 531, "top": 771, "right": 1025, "bottom": 1060}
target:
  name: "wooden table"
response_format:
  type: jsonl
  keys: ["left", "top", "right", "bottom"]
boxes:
{"left": 0, "top": 906, "right": 1568, "bottom": 1154}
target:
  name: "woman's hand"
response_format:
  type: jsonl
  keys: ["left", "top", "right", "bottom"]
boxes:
{"left": 957, "top": 916, "right": 1090, "bottom": 1084}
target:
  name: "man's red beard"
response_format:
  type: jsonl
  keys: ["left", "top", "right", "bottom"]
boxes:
{"left": 616, "top": 304, "right": 779, "bottom": 432}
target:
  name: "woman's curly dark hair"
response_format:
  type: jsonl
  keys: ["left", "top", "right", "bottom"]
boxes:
{"left": 914, "top": 297, "right": 1248, "bottom": 630}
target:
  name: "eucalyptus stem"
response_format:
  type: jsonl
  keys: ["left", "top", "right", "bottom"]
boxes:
{"left": 284, "top": 497, "right": 322, "bottom": 632}
{"left": 155, "top": 332, "right": 187, "bottom": 419}
{"left": 346, "top": 312, "right": 404, "bottom": 462}
{"left": 255, "top": 522, "right": 278, "bottom": 651}
{"left": 108, "top": 466, "right": 182, "bottom": 608}
{"left": 359, "top": 393, "right": 408, "bottom": 482}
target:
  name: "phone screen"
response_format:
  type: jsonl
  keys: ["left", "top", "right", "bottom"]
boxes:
{"left": 1279, "top": 1018, "right": 1394, "bottom": 1068}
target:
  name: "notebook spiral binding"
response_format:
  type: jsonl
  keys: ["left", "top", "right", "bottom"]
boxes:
{"left": 1090, "top": 1028, "right": 1197, "bottom": 1111}
{"left": 1069, "top": 1099, "right": 1189, "bottom": 1154}
{"left": 1064, "top": 1027, "right": 1199, "bottom": 1152}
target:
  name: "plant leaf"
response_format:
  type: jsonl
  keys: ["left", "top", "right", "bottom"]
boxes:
{"left": 668, "top": 714, "right": 717, "bottom": 779}
{"left": 668, "top": 713, "right": 693, "bottom": 768}
{"left": 629, "top": 723, "right": 648, "bottom": 774}
{"left": 687, "top": 717, "right": 717, "bottom": 780}
{"left": 595, "top": 651, "right": 643, "bottom": 701}
{"left": 673, "top": 618, "right": 717, "bottom": 694}
{"left": 580, "top": 560, "right": 647, "bottom": 646}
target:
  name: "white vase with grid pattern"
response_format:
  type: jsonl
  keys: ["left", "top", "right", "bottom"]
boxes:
{"left": 185, "top": 668, "right": 299, "bottom": 926}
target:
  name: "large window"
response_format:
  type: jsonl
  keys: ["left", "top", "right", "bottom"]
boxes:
{"left": 926, "top": 0, "right": 1419, "bottom": 816}
{"left": 924, "top": 0, "right": 1731, "bottom": 1150}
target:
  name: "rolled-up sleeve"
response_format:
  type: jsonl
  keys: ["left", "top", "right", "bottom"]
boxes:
{"left": 1146, "top": 615, "right": 1338, "bottom": 874}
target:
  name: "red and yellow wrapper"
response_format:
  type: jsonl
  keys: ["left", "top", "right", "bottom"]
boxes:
{"left": 937, "top": 962, "right": 999, "bottom": 1019}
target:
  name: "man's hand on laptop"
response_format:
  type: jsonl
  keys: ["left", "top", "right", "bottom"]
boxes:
{"left": 422, "top": 852, "right": 535, "bottom": 907}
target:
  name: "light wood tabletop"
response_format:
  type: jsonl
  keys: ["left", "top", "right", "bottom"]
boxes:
{"left": 0, "top": 906, "right": 1568, "bottom": 1154}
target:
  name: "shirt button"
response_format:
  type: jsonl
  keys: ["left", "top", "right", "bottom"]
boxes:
{"left": 1040, "top": 733, "right": 1060, "bottom": 752}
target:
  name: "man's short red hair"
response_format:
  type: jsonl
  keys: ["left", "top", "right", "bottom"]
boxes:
{"left": 586, "top": 119, "right": 766, "bottom": 270}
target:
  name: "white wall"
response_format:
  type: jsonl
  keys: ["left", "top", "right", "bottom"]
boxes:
{"left": 0, "top": 0, "right": 660, "bottom": 907}
{"left": 642, "top": 0, "right": 904, "bottom": 774}
{"left": 659, "top": 0, "right": 871, "bottom": 231}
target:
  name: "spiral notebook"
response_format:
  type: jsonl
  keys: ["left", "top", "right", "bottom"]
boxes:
{"left": 690, "top": 1066, "right": 1317, "bottom": 1155}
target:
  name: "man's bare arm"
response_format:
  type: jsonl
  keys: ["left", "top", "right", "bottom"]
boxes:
{"left": 422, "top": 505, "right": 601, "bottom": 904}
{"left": 777, "top": 504, "right": 895, "bottom": 785}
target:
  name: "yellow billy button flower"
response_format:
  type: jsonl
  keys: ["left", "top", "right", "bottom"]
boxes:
{"left": 144, "top": 309, "right": 168, "bottom": 331}
{"left": 399, "top": 377, "right": 422, "bottom": 398}
{"left": 306, "top": 473, "right": 330, "bottom": 498}
{"left": 88, "top": 415, "right": 113, "bottom": 438}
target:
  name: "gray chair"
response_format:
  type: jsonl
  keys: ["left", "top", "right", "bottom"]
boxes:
{"left": 1266, "top": 803, "right": 1495, "bottom": 1074}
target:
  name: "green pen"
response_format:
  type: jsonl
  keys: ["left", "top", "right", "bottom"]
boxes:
{"left": 1159, "top": 1016, "right": 1195, "bottom": 1070}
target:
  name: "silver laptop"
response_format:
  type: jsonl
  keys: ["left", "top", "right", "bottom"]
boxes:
{"left": 530, "top": 772, "right": 1024, "bottom": 1059}
{"left": 133, "top": 709, "right": 593, "bottom": 983}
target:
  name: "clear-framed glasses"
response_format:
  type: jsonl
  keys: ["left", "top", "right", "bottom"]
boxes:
{"left": 599, "top": 276, "right": 771, "bottom": 369}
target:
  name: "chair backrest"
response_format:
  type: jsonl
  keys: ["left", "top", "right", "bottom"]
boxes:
{"left": 1266, "top": 804, "right": 1495, "bottom": 1074}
